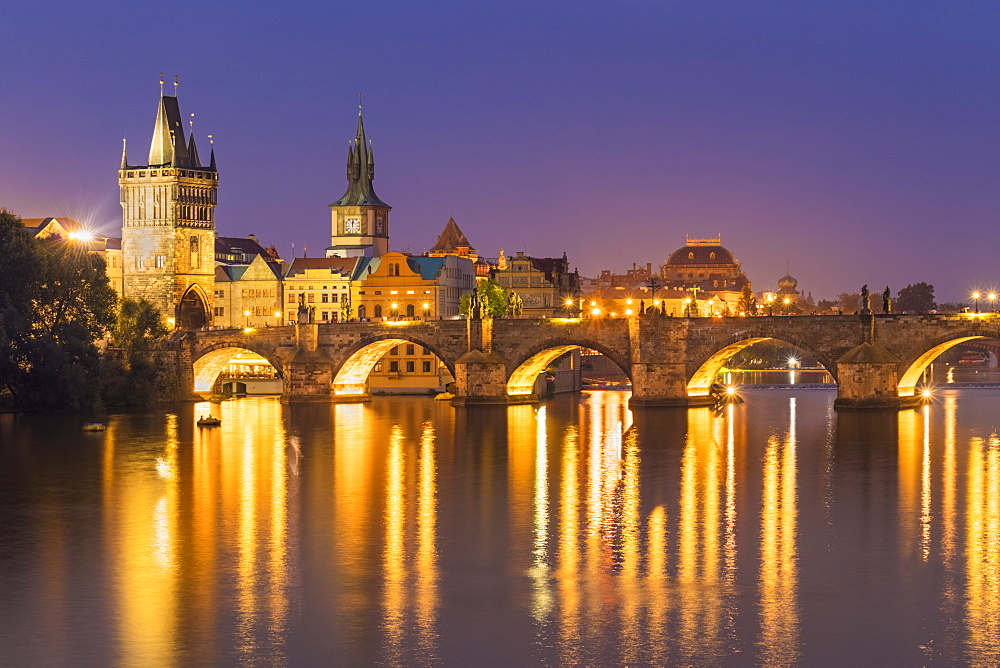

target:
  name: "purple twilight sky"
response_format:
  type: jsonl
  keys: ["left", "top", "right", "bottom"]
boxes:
{"left": 3, "top": 0, "right": 999, "bottom": 302}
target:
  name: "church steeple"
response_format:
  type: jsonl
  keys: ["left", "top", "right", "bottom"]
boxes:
{"left": 326, "top": 103, "right": 392, "bottom": 258}
{"left": 330, "top": 109, "right": 389, "bottom": 208}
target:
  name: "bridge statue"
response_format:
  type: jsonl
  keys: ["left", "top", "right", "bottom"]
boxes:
{"left": 861, "top": 284, "right": 871, "bottom": 315}
{"left": 883, "top": 287, "right": 891, "bottom": 314}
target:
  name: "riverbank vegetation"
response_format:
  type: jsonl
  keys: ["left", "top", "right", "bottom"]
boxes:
{"left": 0, "top": 210, "right": 169, "bottom": 412}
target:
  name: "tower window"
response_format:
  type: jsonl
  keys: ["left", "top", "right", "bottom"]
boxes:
{"left": 155, "top": 255, "right": 165, "bottom": 268}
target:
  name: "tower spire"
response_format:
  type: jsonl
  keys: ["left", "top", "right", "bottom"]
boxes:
{"left": 148, "top": 83, "right": 191, "bottom": 166}
{"left": 187, "top": 114, "right": 201, "bottom": 168}
{"left": 120, "top": 137, "right": 128, "bottom": 170}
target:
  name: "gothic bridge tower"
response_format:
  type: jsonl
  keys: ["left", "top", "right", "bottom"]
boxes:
{"left": 326, "top": 107, "right": 391, "bottom": 258}
{"left": 119, "top": 86, "right": 218, "bottom": 329}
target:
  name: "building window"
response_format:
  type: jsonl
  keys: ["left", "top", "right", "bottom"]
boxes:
{"left": 390, "top": 346, "right": 399, "bottom": 355}
{"left": 322, "top": 294, "right": 329, "bottom": 303}
{"left": 288, "top": 294, "right": 296, "bottom": 303}
{"left": 374, "top": 305, "right": 383, "bottom": 318}
{"left": 406, "top": 304, "right": 415, "bottom": 318}
{"left": 135, "top": 256, "right": 143, "bottom": 269}
{"left": 155, "top": 255, "right": 165, "bottom": 268}
{"left": 373, "top": 361, "right": 382, "bottom": 372}
{"left": 406, "top": 344, "right": 415, "bottom": 355}
{"left": 358, "top": 305, "right": 366, "bottom": 319}
{"left": 214, "top": 307, "right": 224, "bottom": 316}
{"left": 423, "top": 347, "right": 431, "bottom": 356}
{"left": 307, "top": 294, "right": 315, "bottom": 303}
{"left": 389, "top": 361, "right": 399, "bottom": 373}
{"left": 688, "top": 252, "right": 694, "bottom": 259}
{"left": 406, "top": 361, "right": 415, "bottom": 373}
{"left": 422, "top": 361, "right": 431, "bottom": 373}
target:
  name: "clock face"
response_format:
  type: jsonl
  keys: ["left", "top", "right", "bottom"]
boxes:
{"left": 375, "top": 218, "right": 384, "bottom": 234}
{"left": 345, "top": 218, "right": 361, "bottom": 234}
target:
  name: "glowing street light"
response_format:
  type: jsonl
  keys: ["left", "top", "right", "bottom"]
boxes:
{"left": 973, "top": 292, "right": 981, "bottom": 313}
{"left": 390, "top": 302, "right": 399, "bottom": 321}
{"left": 243, "top": 309, "right": 251, "bottom": 328}
{"left": 989, "top": 293, "right": 997, "bottom": 312}
{"left": 422, "top": 302, "right": 431, "bottom": 319}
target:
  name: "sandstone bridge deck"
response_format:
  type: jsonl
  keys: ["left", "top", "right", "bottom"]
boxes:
{"left": 169, "top": 313, "right": 1000, "bottom": 409}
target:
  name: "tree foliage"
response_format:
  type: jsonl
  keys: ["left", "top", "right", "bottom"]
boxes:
{"left": 896, "top": 282, "right": 937, "bottom": 314}
{"left": 103, "top": 298, "right": 170, "bottom": 407}
{"left": 0, "top": 209, "right": 118, "bottom": 411}
{"left": 459, "top": 279, "right": 509, "bottom": 318}
{"left": 735, "top": 284, "right": 756, "bottom": 315}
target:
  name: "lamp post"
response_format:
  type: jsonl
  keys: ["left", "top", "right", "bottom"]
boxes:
{"left": 765, "top": 293, "right": 774, "bottom": 316}
{"left": 243, "top": 309, "right": 251, "bottom": 328}
{"left": 989, "top": 293, "right": 998, "bottom": 313}
{"left": 390, "top": 302, "right": 399, "bottom": 322}
{"left": 973, "top": 292, "right": 981, "bottom": 314}
{"left": 422, "top": 302, "right": 431, "bottom": 320}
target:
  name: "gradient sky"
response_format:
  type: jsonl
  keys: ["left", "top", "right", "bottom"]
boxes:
{"left": 3, "top": 1, "right": 999, "bottom": 302}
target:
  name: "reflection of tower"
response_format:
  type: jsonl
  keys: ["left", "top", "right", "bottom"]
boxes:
{"left": 327, "top": 105, "right": 391, "bottom": 258}
{"left": 120, "top": 83, "right": 217, "bottom": 328}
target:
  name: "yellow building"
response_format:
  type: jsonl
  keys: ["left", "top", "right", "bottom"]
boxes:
{"left": 214, "top": 255, "right": 285, "bottom": 328}
{"left": 282, "top": 257, "right": 359, "bottom": 323}
{"left": 353, "top": 251, "right": 474, "bottom": 320}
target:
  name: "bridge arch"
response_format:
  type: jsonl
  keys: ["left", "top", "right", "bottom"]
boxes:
{"left": 331, "top": 334, "right": 457, "bottom": 398}
{"left": 506, "top": 339, "right": 632, "bottom": 397}
{"left": 192, "top": 342, "right": 283, "bottom": 393}
{"left": 897, "top": 332, "right": 1000, "bottom": 397}
{"left": 687, "top": 333, "right": 836, "bottom": 398}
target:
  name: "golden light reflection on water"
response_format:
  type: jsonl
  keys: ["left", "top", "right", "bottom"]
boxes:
{"left": 965, "top": 431, "right": 1000, "bottom": 663}
{"left": 757, "top": 397, "right": 800, "bottom": 666}
{"left": 61, "top": 388, "right": 1000, "bottom": 664}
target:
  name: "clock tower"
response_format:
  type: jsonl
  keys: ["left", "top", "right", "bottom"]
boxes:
{"left": 326, "top": 108, "right": 391, "bottom": 258}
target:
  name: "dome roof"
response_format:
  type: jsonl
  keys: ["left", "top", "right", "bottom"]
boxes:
{"left": 665, "top": 242, "right": 736, "bottom": 267}
{"left": 778, "top": 273, "right": 798, "bottom": 290}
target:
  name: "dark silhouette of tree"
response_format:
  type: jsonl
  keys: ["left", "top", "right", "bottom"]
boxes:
{"left": 735, "top": 284, "right": 756, "bottom": 315}
{"left": 896, "top": 283, "right": 937, "bottom": 314}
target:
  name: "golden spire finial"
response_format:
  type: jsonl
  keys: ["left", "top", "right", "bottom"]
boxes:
{"left": 208, "top": 134, "right": 214, "bottom": 145}
{"left": 358, "top": 92, "right": 362, "bottom": 115}
{"left": 159, "top": 73, "right": 164, "bottom": 96}
{"left": 173, "top": 75, "right": 179, "bottom": 97}
{"left": 189, "top": 112, "right": 195, "bottom": 133}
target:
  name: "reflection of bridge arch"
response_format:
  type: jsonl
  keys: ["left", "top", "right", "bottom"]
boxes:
{"left": 506, "top": 339, "right": 632, "bottom": 397}
{"left": 192, "top": 343, "right": 283, "bottom": 393}
{"left": 687, "top": 334, "right": 836, "bottom": 398}
{"left": 331, "top": 334, "right": 456, "bottom": 399}
{"left": 897, "top": 333, "right": 996, "bottom": 397}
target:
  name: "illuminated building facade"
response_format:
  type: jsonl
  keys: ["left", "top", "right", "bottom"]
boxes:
{"left": 492, "top": 251, "right": 580, "bottom": 317}
{"left": 353, "top": 251, "right": 475, "bottom": 320}
{"left": 119, "top": 91, "right": 218, "bottom": 328}
{"left": 282, "top": 257, "right": 359, "bottom": 323}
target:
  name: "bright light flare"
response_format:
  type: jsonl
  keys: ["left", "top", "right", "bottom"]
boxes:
{"left": 68, "top": 230, "right": 96, "bottom": 242}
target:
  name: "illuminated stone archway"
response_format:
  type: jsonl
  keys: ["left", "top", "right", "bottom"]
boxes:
{"left": 193, "top": 346, "right": 281, "bottom": 393}
{"left": 506, "top": 343, "right": 631, "bottom": 398}
{"left": 897, "top": 335, "right": 984, "bottom": 397}
{"left": 332, "top": 337, "right": 454, "bottom": 399}
{"left": 178, "top": 285, "right": 209, "bottom": 330}
{"left": 686, "top": 336, "right": 829, "bottom": 398}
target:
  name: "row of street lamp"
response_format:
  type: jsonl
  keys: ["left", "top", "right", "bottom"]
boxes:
{"left": 971, "top": 292, "right": 998, "bottom": 313}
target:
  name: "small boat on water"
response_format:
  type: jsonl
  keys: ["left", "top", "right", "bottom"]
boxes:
{"left": 197, "top": 416, "right": 221, "bottom": 427}
{"left": 82, "top": 423, "right": 106, "bottom": 432}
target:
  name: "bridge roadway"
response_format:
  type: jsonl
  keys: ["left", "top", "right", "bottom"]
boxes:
{"left": 169, "top": 312, "right": 1000, "bottom": 409}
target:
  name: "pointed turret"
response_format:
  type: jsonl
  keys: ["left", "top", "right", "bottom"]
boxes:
{"left": 209, "top": 146, "right": 216, "bottom": 171}
{"left": 187, "top": 133, "right": 201, "bottom": 168}
{"left": 330, "top": 109, "right": 389, "bottom": 207}
{"left": 120, "top": 138, "right": 129, "bottom": 170}
{"left": 147, "top": 95, "right": 191, "bottom": 167}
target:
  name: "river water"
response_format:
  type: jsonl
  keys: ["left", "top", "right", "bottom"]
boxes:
{"left": 2, "top": 388, "right": 1000, "bottom": 666}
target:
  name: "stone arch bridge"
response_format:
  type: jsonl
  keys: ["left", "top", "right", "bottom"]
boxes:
{"left": 169, "top": 313, "right": 1000, "bottom": 409}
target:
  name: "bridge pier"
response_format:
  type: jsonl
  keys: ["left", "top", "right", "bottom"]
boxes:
{"left": 834, "top": 342, "right": 907, "bottom": 409}
{"left": 451, "top": 349, "right": 511, "bottom": 405}
{"left": 629, "top": 362, "right": 709, "bottom": 407}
